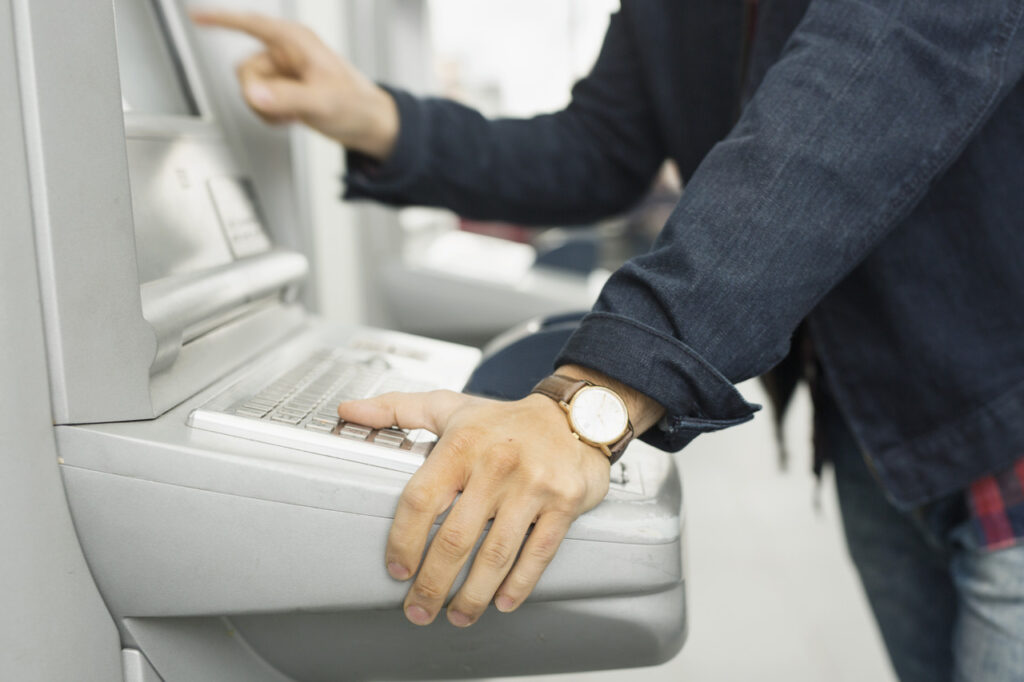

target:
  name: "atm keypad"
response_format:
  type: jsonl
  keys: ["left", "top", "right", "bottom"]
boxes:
{"left": 224, "top": 349, "right": 428, "bottom": 454}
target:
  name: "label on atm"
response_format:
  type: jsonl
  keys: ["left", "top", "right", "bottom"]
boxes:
{"left": 207, "top": 176, "right": 272, "bottom": 259}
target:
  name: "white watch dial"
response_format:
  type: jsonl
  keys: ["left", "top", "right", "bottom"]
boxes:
{"left": 569, "top": 386, "right": 628, "bottom": 444}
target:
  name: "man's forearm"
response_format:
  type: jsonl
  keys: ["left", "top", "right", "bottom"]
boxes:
{"left": 557, "top": 0, "right": 1024, "bottom": 451}
{"left": 344, "top": 9, "right": 665, "bottom": 227}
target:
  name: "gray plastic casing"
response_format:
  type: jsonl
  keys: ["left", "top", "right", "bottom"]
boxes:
{"left": 56, "top": 321, "right": 686, "bottom": 680}
{"left": 17, "top": 0, "right": 307, "bottom": 425}
{"left": 1, "top": 1, "right": 123, "bottom": 678}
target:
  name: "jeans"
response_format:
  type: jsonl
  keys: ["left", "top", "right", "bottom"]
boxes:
{"left": 822, "top": 391, "right": 1024, "bottom": 681}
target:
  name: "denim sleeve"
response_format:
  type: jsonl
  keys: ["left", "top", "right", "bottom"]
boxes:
{"left": 343, "top": 11, "right": 664, "bottom": 226}
{"left": 558, "top": 0, "right": 1024, "bottom": 451}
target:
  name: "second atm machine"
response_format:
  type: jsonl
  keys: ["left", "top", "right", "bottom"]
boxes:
{"left": 19, "top": 0, "right": 688, "bottom": 679}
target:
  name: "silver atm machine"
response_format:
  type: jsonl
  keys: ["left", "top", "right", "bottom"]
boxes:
{"left": 4, "top": 0, "right": 687, "bottom": 679}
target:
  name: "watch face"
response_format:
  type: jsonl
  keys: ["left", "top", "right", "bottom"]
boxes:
{"left": 569, "top": 386, "right": 629, "bottom": 444}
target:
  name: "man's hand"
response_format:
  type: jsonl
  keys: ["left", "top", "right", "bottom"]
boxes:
{"left": 338, "top": 366, "right": 665, "bottom": 627}
{"left": 191, "top": 10, "right": 398, "bottom": 160}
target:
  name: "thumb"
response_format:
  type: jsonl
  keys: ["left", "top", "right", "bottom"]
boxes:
{"left": 243, "top": 77, "right": 311, "bottom": 120}
{"left": 337, "top": 390, "right": 469, "bottom": 435}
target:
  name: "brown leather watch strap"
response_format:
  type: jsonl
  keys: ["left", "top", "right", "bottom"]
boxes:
{"left": 606, "top": 421, "right": 635, "bottom": 464}
{"left": 531, "top": 374, "right": 590, "bottom": 405}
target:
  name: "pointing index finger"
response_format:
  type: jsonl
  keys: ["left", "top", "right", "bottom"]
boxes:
{"left": 338, "top": 390, "right": 468, "bottom": 436}
{"left": 190, "top": 9, "right": 291, "bottom": 46}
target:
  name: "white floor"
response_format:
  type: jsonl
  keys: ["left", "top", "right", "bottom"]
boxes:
{"left": 484, "top": 381, "right": 897, "bottom": 682}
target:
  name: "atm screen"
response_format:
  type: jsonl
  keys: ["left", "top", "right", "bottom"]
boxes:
{"left": 113, "top": 0, "right": 199, "bottom": 116}
{"left": 111, "top": 1, "right": 273, "bottom": 286}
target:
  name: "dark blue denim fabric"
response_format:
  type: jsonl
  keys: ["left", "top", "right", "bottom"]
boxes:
{"left": 345, "top": 0, "right": 1024, "bottom": 508}
{"left": 346, "top": 3, "right": 743, "bottom": 224}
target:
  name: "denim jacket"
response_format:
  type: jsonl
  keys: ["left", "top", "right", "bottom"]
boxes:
{"left": 346, "top": 0, "right": 1024, "bottom": 508}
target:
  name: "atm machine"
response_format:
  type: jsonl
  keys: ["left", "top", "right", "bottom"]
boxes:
{"left": 2, "top": 0, "right": 687, "bottom": 680}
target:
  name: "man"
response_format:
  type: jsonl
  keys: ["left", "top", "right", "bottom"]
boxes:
{"left": 195, "top": 2, "right": 1024, "bottom": 679}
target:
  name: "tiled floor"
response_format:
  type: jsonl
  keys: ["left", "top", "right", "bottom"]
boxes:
{"left": 484, "top": 381, "right": 896, "bottom": 682}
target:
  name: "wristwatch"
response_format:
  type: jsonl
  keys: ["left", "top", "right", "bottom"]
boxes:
{"left": 531, "top": 374, "right": 635, "bottom": 464}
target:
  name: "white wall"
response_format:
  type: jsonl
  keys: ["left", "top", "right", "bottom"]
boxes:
{"left": 428, "top": 0, "right": 619, "bottom": 116}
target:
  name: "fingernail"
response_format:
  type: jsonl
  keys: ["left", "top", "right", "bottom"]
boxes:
{"left": 406, "top": 605, "right": 431, "bottom": 625}
{"left": 495, "top": 595, "right": 515, "bottom": 612}
{"left": 447, "top": 610, "right": 472, "bottom": 628}
{"left": 387, "top": 562, "right": 410, "bottom": 580}
{"left": 246, "top": 83, "right": 274, "bottom": 108}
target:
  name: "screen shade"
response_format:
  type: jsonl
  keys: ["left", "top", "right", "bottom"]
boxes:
{"left": 113, "top": 0, "right": 199, "bottom": 116}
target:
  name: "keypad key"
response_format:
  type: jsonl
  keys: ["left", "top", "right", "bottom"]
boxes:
{"left": 275, "top": 408, "right": 308, "bottom": 419}
{"left": 339, "top": 424, "right": 372, "bottom": 440}
{"left": 373, "top": 432, "right": 406, "bottom": 447}
{"left": 309, "top": 413, "right": 337, "bottom": 425}
{"left": 235, "top": 407, "right": 266, "bottom": 418}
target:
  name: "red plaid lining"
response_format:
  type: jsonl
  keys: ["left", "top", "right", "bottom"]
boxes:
{"left": 967, "top": 456, "right": 1024, "bottom": 550}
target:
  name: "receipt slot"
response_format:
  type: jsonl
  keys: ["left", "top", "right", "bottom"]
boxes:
{"left": 4, "top": 1, "right": 687, "bottom": 680}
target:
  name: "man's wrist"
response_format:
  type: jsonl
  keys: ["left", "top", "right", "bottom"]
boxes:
{"left": 553, "top": 364, "right": 665, "bottom": 435}
{"left": 347, "top": 85, "right": 399, "bottom": 161}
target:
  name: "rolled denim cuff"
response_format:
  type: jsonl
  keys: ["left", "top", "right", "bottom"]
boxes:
{"left": 343, "top": 86, "right": 427, "bottom": 199}
{"left": 555, "top": 311, "right": 760, "bottom": 452}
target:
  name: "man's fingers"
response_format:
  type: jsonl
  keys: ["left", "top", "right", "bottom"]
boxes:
{"left": 191, "top": 10, "right": 291, "bottom": 47}
{"left": 445, "top": 501, "right": 539, "bottom": 627}
{"left": 366, "top": 392, "right": 600, "bottom": 626}
{"left": 385, "top": 462, "right": 460, "bottom": 580}
{"left": 401, "top": 480, "right": 501, "bottom": 626}
{"left": 243, "top": 77, "right": 312, "bottom": 120}
{"left": 493, "top": 511, "right": 574, "bottom": 613}
{"left": 236, "top": 53, "right": 301, "bottom": 118}
{"left": 383, "top": 418, "right": 487, "bottom": 583}
{"left": 194, "top": 11, "right": 312, "bottom": 77}
{"left": 337, "top": 389, "right": 466, "bottom": 434}
{"left": 237, "top": 52, "right": 277, "bottom": 80}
